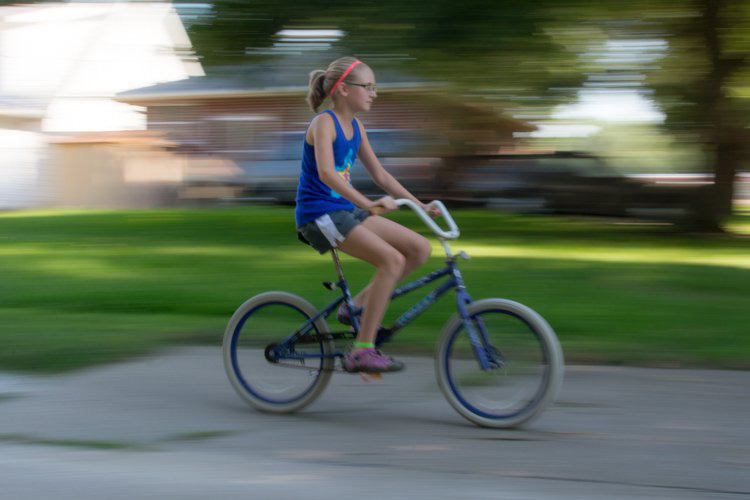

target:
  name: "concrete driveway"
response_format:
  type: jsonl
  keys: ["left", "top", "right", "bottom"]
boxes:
{"left": 1, "top": 347, "right": 748, "bottom": 499}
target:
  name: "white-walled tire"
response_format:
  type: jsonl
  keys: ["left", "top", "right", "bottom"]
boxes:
{"left": 436, "top": 299, "right": 564, "bottom": 428}
{"left": 223, "top": 291, "right": 334, "bottom": 413}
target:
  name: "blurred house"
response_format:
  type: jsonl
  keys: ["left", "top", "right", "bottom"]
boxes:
{"left": 0, "top": 2, "right": 203, "bottom": 209}
{"left": 115, "top": 55, "right": 536, "bottom": 203}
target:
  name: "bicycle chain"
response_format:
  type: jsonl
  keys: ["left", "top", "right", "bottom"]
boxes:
{"left": 269, "top": 331, "right": 349, "bottom": 373}
{"left": 269, "top": 328, "right": 395, "bottom": 373}
{"left": 269, "top": 360, "right": 348, "bottom": 373}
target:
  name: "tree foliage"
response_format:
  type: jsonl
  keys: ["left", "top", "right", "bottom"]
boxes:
{"left": 188, "top": 0, "right": 750, "bottom": 230}
{"left": 188, "top": 0, "right": 585, "bottom": 106}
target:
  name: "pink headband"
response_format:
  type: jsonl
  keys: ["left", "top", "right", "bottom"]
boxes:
{"left": 328, "top": 60, "right": 362, "bottom": 97}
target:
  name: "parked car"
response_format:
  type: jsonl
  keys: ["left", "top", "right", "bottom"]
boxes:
{"left": 235, "top": 128, "right": 441, "bottom": 204}
{"left": 442, "top": 151, "right": 702, "bottom": 220}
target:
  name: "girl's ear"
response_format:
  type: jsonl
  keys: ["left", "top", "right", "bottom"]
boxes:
{"left": 337, "top": 83, "right": 350, "bottom": 97}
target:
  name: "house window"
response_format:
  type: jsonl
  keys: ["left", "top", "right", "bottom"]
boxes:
{"left": 148, "top": 105, "right": 205, "bottom": 151}
{"left": 206, "top": 115, "right": 276, "bottom": 159}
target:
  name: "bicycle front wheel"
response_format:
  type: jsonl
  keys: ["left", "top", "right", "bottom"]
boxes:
{"left": 436, "top": 299, "right": 564, "bottom": 428}
{"left": 223, "top": 291, "right": 334, "bottom": 413}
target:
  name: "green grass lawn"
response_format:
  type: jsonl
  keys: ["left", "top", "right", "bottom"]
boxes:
{"left": 1, "top": 206, "right": 749, "bottom": 373}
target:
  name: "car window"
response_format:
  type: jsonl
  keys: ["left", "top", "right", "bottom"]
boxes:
{"left": 535, "top": 156, "right": 615, "bottom": 177}
{"left": 257, "top": 131, "right": 306, "bottom": 161}
{"left": 366, "top": 129, "right": 440, "bottom": 157}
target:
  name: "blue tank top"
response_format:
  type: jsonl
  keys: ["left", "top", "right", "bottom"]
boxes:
{"left": 295, "top": 110, "right": 361, "bottom": 226}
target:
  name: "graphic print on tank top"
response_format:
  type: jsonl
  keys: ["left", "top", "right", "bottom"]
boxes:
{"left": 330, "top": 148, "right": 355, "bottom": 199}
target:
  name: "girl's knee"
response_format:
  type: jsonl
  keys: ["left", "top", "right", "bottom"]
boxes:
{"left": 418, "top": 236, "right": 432, "bottom": 263}
{"left": 411, "top": 236, "right": 431, "bottom": 267}
{"left": 379, "top": 248, "right": 406, "bottom": 277}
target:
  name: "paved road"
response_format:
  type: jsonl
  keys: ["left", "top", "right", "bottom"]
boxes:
{"left": 1, "top": 347, "right": 749, "bottom": 499}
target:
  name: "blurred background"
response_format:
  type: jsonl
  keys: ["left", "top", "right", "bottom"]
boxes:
{"left": 0, "top": 0, "right": 747, "bottom": 230}
{"left": 1, "top": 0, "right": 749, "bottom": 374}
{"left": 2, "top": 6, "right": 749, "bottom": 494}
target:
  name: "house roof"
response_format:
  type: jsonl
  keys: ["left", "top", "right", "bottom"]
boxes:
{"left": 113, "top": 52, "right": 536, "bottom": 137}
{"left": 115, "top": 53, "right": 442, "bottom": 103}
{"left": 47, "top": 130, "right": 174, "bottom": 147}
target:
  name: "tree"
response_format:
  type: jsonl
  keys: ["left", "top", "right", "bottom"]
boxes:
{"left": 655, "top": 0, "right": 749, "bottom": 230}
{"left": 586, "top": 0, "right": 750, "bottom": 230}
{"left": 188, "top": 1, "right": 586, "bottom": 108}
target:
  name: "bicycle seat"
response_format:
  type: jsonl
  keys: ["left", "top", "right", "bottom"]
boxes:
{"left": 297, "top": 231, "right": 311, "bottom": 246}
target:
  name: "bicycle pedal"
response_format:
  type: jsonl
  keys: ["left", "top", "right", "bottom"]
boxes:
{"left": 359, "top": 372, "right": 382, "bottom": 382}
{"left": 322, "top": 281, "right": 335, "bottom": 291}
{"left": 374, "top": 327, "right": 393, "bottom": 346}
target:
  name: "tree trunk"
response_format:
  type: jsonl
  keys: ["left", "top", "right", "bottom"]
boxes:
{"left": 713, "top": 142, "right": 738, "bottom": 218}
{"left": 689, "top": 0, "right": 738, "bottom": 232}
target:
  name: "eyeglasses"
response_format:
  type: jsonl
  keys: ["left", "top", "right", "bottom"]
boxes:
{"left": 347, "top": 82, "right": 377, "bottom": 92}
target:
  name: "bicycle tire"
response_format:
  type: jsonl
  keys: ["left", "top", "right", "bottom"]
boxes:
{"left": 436, "top": 298, "right": 564, "bottom": 428}
{"left": 223, "top": 291, "right": 334, "bottom": 413}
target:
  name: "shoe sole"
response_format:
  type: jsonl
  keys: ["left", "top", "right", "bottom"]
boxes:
{"left": 342, "top": 363, "right": 405, "bottom": 374}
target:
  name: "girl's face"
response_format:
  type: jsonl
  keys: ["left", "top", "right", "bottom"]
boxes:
{"left": 341, "top": 65, "right": 377, "bottom": 112}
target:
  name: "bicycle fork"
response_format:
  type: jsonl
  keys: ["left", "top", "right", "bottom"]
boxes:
{"left": 453, "top": 270, "right": 504, "bottom": 372}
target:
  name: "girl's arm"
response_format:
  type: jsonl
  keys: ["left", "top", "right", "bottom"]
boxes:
{"left": 356, "top": 118, "right": 439, "bottom": 216}
{"left": 312, "top": 114, "right": 397, "bottom": 212}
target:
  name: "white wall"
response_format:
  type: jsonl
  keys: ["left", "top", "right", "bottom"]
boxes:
{"left": 0, "top": 2, "right": 204, "bottom": 209}
{"left": 0, "top": 128, "right": 48, "bottom": 210}
{"left": 0, "top": 2, "right": 204, "bottom": 132}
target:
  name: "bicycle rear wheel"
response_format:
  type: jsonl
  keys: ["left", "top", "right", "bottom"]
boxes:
{"left": 223, "top": 291, "right": 334, "bottom": 413}
{"left": 436, "top": 299, "right": 564, "bottom": 428}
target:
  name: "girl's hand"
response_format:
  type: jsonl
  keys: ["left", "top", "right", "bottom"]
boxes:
{"left": 421, "top": 201, "right": 441, "bottom": 218}
{"left": 368, "top": 196, "right": 398, "bottom": 215}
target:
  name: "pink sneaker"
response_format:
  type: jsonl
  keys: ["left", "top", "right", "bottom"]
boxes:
{"left": 343, "top": 349, "right": 405, "bottom": 373}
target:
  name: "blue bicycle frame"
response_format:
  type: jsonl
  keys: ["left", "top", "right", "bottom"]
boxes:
{"left": 270, "top": 254, "right": 496, "bottom": 371}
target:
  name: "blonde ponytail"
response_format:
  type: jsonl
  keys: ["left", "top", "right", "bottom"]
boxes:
{"left": 306, "top": 70, "right": 327, "bottom": 112}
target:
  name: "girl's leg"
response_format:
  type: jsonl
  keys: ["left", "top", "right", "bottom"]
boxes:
{"left": 336, "top": 223, "right": 406, "bottom": 350}
{"left": 346, "top": 216, "right": 431, "bottom": 310}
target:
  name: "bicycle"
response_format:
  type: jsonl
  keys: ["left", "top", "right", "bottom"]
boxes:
{"left": 222, "top": 199, "right": 564, "bottom": 428}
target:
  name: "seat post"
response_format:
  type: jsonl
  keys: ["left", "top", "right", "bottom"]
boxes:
{"left": 330, "top": 248, "right": 346, "bottom": 283}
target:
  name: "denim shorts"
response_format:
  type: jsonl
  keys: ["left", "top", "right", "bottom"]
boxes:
{"left": 297, "top": 208, "right": 370, "bottom": 254}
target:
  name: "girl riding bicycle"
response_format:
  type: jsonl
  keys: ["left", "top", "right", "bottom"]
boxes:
{"left": 295, "top": 56, "right": 438, "bottom": 374}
